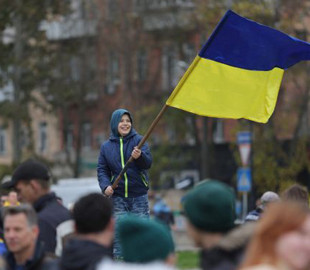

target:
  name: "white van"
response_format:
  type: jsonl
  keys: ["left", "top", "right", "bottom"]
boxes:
{"left": 51, "top": 177, "right": 102, "bottom": 209}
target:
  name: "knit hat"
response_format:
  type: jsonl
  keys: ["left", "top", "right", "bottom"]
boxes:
{"left": 118, "top": 215, "right": 175, "bottom": 263}
{"left": 2, "top": 159, "right": 50, "bottom": 189}
{"left": 183, "top": 180, "right": 235, "bottom": 232}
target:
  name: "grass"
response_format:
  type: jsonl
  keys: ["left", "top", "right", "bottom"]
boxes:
{"left": 176, "top": 250, "right": 199, "bottom": 269}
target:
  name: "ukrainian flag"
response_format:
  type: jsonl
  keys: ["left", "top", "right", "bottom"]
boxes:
{"left": 166, "top": 10, "right": 310, "bottom": 123}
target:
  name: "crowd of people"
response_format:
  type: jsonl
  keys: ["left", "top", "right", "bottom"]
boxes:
{"left": 0, "top": 159, "right": 308, "bottom": 270}
{"left": 0, "top": 108, "right": 308, "bottom": 270}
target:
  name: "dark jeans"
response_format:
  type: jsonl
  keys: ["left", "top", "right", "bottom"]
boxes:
{"left": 112, "top": 194, "right": 149, "bottom": 258}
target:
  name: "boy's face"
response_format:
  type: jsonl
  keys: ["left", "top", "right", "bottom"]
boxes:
{"left": 118, "top": 114, "right": 131, "bottom": 137}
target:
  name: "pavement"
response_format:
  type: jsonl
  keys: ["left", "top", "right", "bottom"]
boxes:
{"left": 173, "top": 229, "right": 197, "bottom": 251}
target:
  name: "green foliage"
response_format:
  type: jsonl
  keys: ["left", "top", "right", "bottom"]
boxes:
{"left": 233, "top": 121, "right": 310, "bottom": 196}
{"left": 252, "top": 138, "right": 284, "bottom": 193}
{"left": 176, "top": 250, "right": 199, "bottom": 269}
{"left": 137, "top": 103, "right": 198, "bottom": 189}
{"left": 232, "top": 0, "right": 276, "bottom": 25}
{"left": 0, "top": 164, "right": 12, "bottom": 181}
{"left": 150, "top": 143, "right": 195, "bottom": 189}
{"left": 194, "top": 0, "right": 228, "bottom": 31}
{"left": 0, "top": 0, "right": 69, "bottom": 162}
{"left": 0, "top": 164, "right": 13, "bottom": 194}
{"left": 253, "top": 138, "right": 309, "bottom": 194}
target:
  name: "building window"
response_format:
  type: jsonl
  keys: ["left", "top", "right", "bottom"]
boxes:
{"left": 65, "top": 124, "right": 74, "bottom": 151}
{"left": 20, "top": 127, "right": 29, "bottom": 149}
{"left": 183, "top": 43, "right": 196, "bottom": 63}
{"left": 110, "top": 52, "right": 120, "bottom": 82}
{"left": 0, "top": 68, "right": 14, "bottom": 101}
{"left": 162, "top": 47, "right": 177, "bottom": 91}
{"left": 106, "top": 52, "right": 120, "bottom": 94}
{"left": 137, "top": 50, "right": 147, "bottom": 81}
{"left": 213, "top": 119, "right": 224, "bottom": 144}
{"left": 0, "top": 127, "right": 6, "bottom": 155}
{"left": 39, "top": 122, "right": 48, "bottom": 153}
{"left": 107, "top": 0, "right": 118, "bottom": 19}
{"left": 82, "top": 122, "right": 92, "bottom": 149}
{"left": 70, "top": 56, "right": 81, "bottom": 82}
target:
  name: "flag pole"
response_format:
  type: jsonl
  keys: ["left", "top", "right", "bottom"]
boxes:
{"left": 112, "top": 104, "right": 168, "bottom": 190}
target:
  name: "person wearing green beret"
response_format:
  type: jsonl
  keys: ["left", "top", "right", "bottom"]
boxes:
{"left": 182, "top": 180, "right": 255, "bottom": 270}
{"left": 95, "top": 215, "right": 176, "bottom": 270}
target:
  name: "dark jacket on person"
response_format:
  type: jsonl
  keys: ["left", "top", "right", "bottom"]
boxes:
{"left": 4, "top": 241, "right": 59, "bottom": 270}
{"left": 97, "top": 109, "right": 152, "bottom": 198}
{"left": 33, "top": 192, "right": 73, "bottom": 255}
{"left": 60, "top": 238, "right": 112, "bottom": 270}
{"left": 200, "top": 222, "right": 255, "bottom": 270}
{"left": 244, "top": 207, "right": 263, "bottom": 222}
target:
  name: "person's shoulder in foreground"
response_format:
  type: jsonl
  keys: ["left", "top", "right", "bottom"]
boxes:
{"left": 95, "top": 259, "right": 177, "bottom": 270}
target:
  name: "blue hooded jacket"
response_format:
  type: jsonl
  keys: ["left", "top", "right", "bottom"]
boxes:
{"left": 97, "top": 109, "right": 152, "bottom": 198}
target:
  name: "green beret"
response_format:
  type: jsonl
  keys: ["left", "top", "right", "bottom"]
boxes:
{"left": 118, "top": 215, "right": 175, "bottom": 263}
{"left": 183, "top": 180, "right": 235, "bottom": 232}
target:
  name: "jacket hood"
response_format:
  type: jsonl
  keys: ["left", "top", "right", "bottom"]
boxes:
{"left": 110, "top": 109, "right": 133, "bottom": 137}
{"left": 60, "top": 238, "right": 111, "bottom": 270}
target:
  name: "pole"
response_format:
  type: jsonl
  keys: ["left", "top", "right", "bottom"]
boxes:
{"left": 201, "top": 118, "right": 209, "bottom": 179}
{"left": 242, "top": 191, "right": 248, "bottom": 220}
{"left": 249, "top": 121, "right": 255, "bottom": 210}
{"left": 112, "top": 104, "right": 169, "bottom": 189}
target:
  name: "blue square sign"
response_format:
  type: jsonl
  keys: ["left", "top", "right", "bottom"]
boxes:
{"left": 237, "top": 131, "right": 252, "bottom": 145}
{"left": 237, "top": 167, "right": 252, "bottom": 192}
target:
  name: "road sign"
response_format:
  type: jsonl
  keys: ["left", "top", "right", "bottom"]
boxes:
{"left": 237, "top": 131, "right": 252, "bottom": 144}
{"left": 239, "top": 144, "right": 251, "bottom": 166}
{"left": 237, "top": 167, "right": 252, "bottom": 192}
{"left": 237, "top": 131, "right": 252, "bottom": 166}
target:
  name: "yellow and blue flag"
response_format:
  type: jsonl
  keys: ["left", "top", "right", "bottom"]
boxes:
{"left": 166, "top": 10, "right": 310, "bottom": 123}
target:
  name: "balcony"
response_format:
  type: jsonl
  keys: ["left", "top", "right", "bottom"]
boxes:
{"left": 134, "top": 0, "right": 194, "bottom": 11}
{"left": 133, "top": 0, "right": 195, "bottom": 31}
{"left": 41, "top": 18, "right": 97, "bottom": 41}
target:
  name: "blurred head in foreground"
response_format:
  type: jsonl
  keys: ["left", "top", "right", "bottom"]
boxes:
{"left": 118, "top": 215, "right": 175, "bottom": 265}
{"left": 240, "top": 201, "right": 310, "bottom": 270}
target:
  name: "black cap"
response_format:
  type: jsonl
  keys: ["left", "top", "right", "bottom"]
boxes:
{"left": 2, "top": 159, "right": 50, "bottom": 189}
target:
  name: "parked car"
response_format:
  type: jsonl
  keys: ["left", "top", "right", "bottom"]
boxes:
{"left": 51, "top": 177, "right": 101, "bottom": 209}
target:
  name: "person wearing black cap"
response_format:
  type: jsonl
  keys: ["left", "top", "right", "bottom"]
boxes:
{"left": 2, "top": 159, "right": 73, "bottom": 256}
